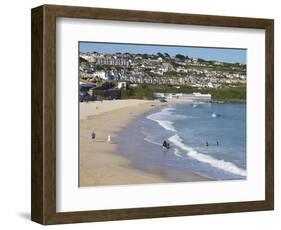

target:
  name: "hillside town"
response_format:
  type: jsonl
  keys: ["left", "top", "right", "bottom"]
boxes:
{"left": 79, "top": 51, "right": 246, "bottom": 101}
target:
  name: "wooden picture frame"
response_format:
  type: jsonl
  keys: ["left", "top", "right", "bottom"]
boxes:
{"left": 31, "top": 4, "right": 274, "bottom": 225}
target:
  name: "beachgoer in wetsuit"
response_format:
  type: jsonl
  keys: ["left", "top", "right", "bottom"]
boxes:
{"left": 163, "top": 140, "right": 170, "bottom": 149}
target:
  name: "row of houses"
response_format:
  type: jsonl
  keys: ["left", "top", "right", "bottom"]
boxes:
{"left": 80, "top": 70, "right": 245, "bottom": 88}
{"left": 95, "top": 56, "right": 131, "bottom": 67}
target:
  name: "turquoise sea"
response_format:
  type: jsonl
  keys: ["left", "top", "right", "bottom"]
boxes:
{"left": 117, "top": 102, "right": 246, "bottom": 181}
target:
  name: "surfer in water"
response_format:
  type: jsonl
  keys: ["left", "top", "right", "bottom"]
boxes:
{"left": 162, "top": 140, "right": 170, "bottom": 150}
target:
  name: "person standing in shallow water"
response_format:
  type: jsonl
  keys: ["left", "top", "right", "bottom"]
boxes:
{"left": 162, "top": 140, "right": 170, "bottom": 150}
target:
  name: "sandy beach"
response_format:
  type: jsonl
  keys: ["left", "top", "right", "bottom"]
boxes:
{"left": 79, "top": 99, "right": 209, "bottom": 187}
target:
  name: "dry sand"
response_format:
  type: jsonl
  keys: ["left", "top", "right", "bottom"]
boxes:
{"left": 79, "top": 99, "right": 208, "bottom": 187}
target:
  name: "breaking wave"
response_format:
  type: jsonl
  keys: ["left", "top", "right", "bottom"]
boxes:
{"left": 169, "top": 134, "right": 247, "bottom": 177}
{"left": 147, "top": 106, "right": 186, "bottom": 133}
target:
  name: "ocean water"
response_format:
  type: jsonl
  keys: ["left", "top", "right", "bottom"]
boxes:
{"left": 117, "top": 102, "right": 246, "bottom": 181}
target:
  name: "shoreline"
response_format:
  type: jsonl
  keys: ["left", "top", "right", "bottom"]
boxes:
{"left": 79, "top": 99, "right": 209, "bottom": 187}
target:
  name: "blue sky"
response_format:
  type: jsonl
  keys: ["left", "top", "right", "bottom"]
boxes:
{"left": 79, "top": 42, "right": 246, "bottom": 64}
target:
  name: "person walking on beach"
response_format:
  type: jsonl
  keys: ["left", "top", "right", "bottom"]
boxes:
{"left": 217, "top": 141, "right": 219, "bottom": 146}
{"left": 91, "top": 131, "right": 96, "bottom": 140}
{"left": 206, "top": 141, "right": 209, "bottom": 147}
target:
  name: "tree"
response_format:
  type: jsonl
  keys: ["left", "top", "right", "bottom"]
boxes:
{"left": 164, "top": 52, "right": 170, "bottom": 58}
{"left": 198, "top": 58, "right": 206, "bottom": 63}
{"left": 175, "top": 54, "right": 185, "bottom": 60}
{"left": 95, "top": 65, "right": 105, "bottom": 71}
{"left": 157, "top": 52, "right": 164, "bottom": 58}
{"left": 141, "top": 54, "right": 149, "bottom": 59}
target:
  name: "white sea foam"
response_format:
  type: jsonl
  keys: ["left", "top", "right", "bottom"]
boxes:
{"left": 146, "top": 106, "right": 186, "bottom": 132}
{"left": 163, "top": 106, "right": 176, "bottom": 111}
{"left": 174, "top": 148, "right": 183, "bottom": 158}
{"left": 168, "top": 134, "right": 247, "bottom": 177}
{"left": 143, "top": 133, "right": 162, "bottom": 146}
{"left": 156, "top": 120, "right": 177, "bottom": 132}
